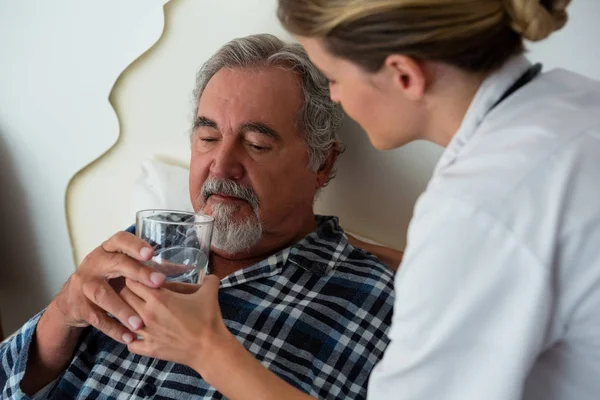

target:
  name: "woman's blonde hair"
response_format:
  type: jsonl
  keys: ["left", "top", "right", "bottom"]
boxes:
{"left": 277, "top": 0, "right": 571, "bottom": 73}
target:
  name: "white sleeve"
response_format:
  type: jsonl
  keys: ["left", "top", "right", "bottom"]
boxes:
{"left": 368, "top": 197, "right": 552, "bottom": 400}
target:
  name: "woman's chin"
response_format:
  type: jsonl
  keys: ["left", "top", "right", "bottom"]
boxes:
{"left": 367, "top": 131, "right": 413, "bottom": 151}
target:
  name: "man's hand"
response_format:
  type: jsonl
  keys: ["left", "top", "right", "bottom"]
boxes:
{"left": 21, "top": 231, "right": 166, "bottom": 395}
{"left": 51, "top": 231, "right": 166, "bottom": 344}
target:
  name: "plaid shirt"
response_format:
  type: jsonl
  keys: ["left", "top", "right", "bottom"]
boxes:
{"left": 1, "top": 216, "right": 394, "bottom": 400}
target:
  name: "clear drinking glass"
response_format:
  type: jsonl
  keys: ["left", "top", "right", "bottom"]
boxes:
{"left": 136, "top": 210, "right": 213, "bottom": 284}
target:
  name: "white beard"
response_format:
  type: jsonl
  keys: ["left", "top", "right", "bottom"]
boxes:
{"left": 210, "top": 202, "right": 263, "bottom": 254}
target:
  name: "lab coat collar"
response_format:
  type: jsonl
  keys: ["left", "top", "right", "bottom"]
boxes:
{"left": 434, "top": 56, "right": 533, "bottom": 176}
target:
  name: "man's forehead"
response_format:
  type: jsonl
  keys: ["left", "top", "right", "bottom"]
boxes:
{"left": 205, "top": 67, "right": 300, "bottom": 97}
{"left": 197, "top": 66, "right": 303, "bottom": 133}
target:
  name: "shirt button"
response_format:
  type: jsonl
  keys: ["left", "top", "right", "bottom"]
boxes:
{"left": 141, "top": 382, "right": 157, "bottom": 397}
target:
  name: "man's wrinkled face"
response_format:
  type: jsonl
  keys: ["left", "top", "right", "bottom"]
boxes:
{"left": 189, "top": 66, "right": 320, "bottom": 256}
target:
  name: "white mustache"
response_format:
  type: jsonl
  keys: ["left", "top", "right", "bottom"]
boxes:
{"left": 200, "top": 178, "right": 259, "bottom": 210}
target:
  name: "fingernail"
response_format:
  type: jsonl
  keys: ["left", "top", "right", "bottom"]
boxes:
{"left": 122, "top": 332, "right": 134, "bottom": 344}
{"left": 128, "top": 316, "right": 142, "bottom": 331}
{"left": 150, "top": 272, "right": 165, "bottom": 285}
{"left": 140, "top": 247, "right": 153, "bottom": 259}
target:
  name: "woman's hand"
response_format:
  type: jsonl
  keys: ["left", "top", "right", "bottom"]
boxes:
{"left": 122, "top": 276, "right": 315, "bottom": 400}
{"left": 121, "top": 275, "right": 230, "bottom": 373}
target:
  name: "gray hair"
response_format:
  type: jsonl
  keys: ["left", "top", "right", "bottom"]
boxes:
{"left": 191, "top": 34, "right": 344, "bottom": 183}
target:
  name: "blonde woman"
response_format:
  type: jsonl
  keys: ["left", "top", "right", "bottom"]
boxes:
{"left": 276, "top": 0, "right": 600, "bottom": 399}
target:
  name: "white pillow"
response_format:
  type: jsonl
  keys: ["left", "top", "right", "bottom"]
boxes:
{"left": 129, "top": 159, "right": 193, "bottom": 224}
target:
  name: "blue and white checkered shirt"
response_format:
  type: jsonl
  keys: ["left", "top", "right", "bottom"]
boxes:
{"left": 1, "top": 216, "right": 394, "bottom": 399}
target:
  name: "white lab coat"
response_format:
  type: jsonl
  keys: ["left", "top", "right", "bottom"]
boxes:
{"left": 368, "top": 56, "right": 600, "bottom": 400}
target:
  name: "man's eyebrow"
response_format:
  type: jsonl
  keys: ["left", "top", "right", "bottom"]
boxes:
{"left": 240, "top": 122, "right": 282, "bottom": 141}
{"left": 193, "top": 116, "right": 218, "bottom": 130}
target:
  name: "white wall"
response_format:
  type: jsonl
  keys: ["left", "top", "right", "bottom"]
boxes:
{"left": 527, "top": 0, "right": 600, "bottom": 79}
{"left": 0, "top": 0, "right": 169, "bottom": 333}
{"left": 2, "top": 0, "right": 600, "bottom": 333}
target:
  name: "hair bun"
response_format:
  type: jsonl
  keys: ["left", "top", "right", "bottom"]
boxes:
{"left": 505, "top": 0, "right": 571, "bottom": 41}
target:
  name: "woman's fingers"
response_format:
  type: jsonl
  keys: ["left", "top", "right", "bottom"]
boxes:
{"left": 119, "top": 286, "right": 146, "bottom": 322}
{"left": 125, "top": 278, "right": 160, "bottom": 303}
{"left": 194, "top": 275, "right": 221, "bottom": 308}
{"left": 162, "top": 281, "right": 201, "bottom": 294}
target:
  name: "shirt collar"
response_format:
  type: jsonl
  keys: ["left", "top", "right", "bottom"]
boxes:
{"left": 433, "top": 56, "right": 532, "bottom": 176}
{"left": 286, "top": 215, "right": 348, "bottom": 275}
{"left": 219, "top": 216, "right": 349, "bottom": 288}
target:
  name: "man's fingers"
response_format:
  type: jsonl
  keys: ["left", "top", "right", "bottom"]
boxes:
{"left": 109, "top": 277, "right": 126, "bottom": 293}
{"left": 82, "top": 280, "right": 143, "bottom": 331}
{"left": 163, "top": 281, "right": 201, "bottom": 295}
{"left": 101, "top": 231, "right": 165, "bottom": 288}
{"left": 102, "top": 231, "right": 154, "bottom": 262}
{"left": 105, "top": 253, "right": 166, "bottom": 289}
{"left": 86, "top": 305, "right": 136, "bottom": 345}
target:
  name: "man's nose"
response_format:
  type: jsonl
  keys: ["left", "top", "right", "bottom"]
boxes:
{"left": 209, "top": 139, "right": 244, "bottom": 180}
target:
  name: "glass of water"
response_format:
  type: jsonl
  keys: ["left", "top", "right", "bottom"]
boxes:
{"left": 136, "top": 210, "right": 213, "bottom": 284}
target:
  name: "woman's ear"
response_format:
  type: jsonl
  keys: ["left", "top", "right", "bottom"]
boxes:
{"left": 382, "top": 54, "right": 427, "bottom": 100}
{"left": 316, "top": 144, "right": 340, "bottom": 189}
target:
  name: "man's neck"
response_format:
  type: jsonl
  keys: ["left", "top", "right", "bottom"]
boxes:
{"left": 209, "top": 214, "right": 318, "bottom": 279}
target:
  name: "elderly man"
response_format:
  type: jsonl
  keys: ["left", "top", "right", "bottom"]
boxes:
{"left": 0, "top": 34, "right": 394, "bottom": 400}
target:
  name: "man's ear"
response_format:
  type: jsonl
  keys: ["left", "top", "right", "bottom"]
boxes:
{"left": 316, "top": 144, "right": 340, "bottom": 189}
{"left": 382, "top": 54, "right": 427, "bottom": 100}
